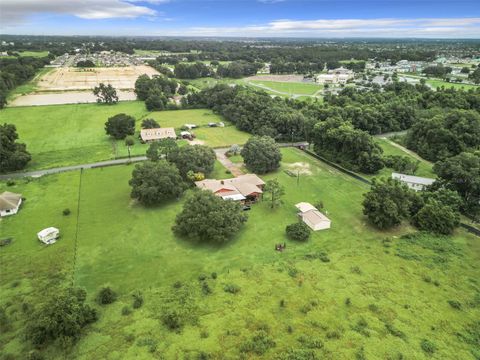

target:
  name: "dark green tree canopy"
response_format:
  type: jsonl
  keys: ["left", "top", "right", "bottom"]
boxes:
{"left": 433, "top": 151, "right": 480, "bottom": 216}
{"left": 241, "top": 136, "right": 282, "bottom": 174}
{"left": 313, "top": 118, "right": 384, "bottom": 174}
{"left": 93, "top": 83, "right": 118, "bottom": 105}
{"left": 146, "top": 138, "right": 178, "bottom": 162}
{"left": 286, "top": 222, "right": 311, "bottom": 242}
{"left": 104, "top": 113, "right": 135, "bottom": 140}
{"left": 0, "top": 123, "right": 31, "bottom": 172}
{"left": 172, "top": 190, "right": 248, "bottom": 244}
{"left": 412, "top": 199, "right": 460, "bottom": 235}
{"left": 169, "top": 145, "right": 216, "bottom": 178}
{"left": 362, "top": 178, "right": 418, "bottom": 229}
{"left": 129, "top": 160, "right": 185, "bottom": 205}
{"left": 141, "top": 118, "right": 160, "bottom": 129}
{"left": 27, "top": 288, "right": 97, "bottom": 348}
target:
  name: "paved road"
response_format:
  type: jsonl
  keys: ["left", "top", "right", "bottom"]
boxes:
{"left": 0, "top": 156, "right": 146, "bottom": 180}
{"left": 0, "top": 142, "right": 309, "bottom": 180}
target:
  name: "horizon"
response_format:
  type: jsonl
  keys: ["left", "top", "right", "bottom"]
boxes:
{"left": 1, "top": 0, "right": 480, "bottom": 39}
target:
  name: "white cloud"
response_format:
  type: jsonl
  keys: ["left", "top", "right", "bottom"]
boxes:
{"left": 173, "top": 17, "right": 480, "bottom": 38}
{"left": 0, "top": 0, "right": 159, "bottom": 25}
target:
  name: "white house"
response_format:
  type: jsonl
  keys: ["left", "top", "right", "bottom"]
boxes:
{"left": 295, "top": 202, "right": 331, "bottom": 231}
{"left": 37, "top": 227, "right": 60, "bottom": 245}
{"left": 0, "top": 191, "right": 22, "bottom": 217}
{"left": 392, "top": 173, "right": 435, "bottom": 191}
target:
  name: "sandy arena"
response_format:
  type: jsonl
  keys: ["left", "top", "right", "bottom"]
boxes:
{"left": 36, "top": 65, "right": 158, "bottom": 91}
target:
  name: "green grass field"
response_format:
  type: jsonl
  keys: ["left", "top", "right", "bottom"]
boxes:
{"left": 0, "top": 105, "right": 250, "bottom": 170}
{"left": 1, "top": 148, "right": 478, "bottom": 359}
{"left": 374, "top": 138, "right": 435, "bottom": 179}
{"left": 248, "top": 80, "right": 323, "bottom": 96}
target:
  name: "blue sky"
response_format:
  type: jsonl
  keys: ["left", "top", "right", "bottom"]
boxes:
{"left": 1, "top": 0, "right": 480, "bottom": 38}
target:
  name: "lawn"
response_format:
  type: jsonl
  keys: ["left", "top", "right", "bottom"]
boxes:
{"left": 1, "top": 148, "right": 478, "bottom": 359}
{"left": 373, "top": 137, "right": 436, "bottom": 179}
{"left": 3, "top": 51, "right": 49, "bottom": 59}
{"left": 248, "top": 80, "right": 323, "bottom": 96}
{"left": 0, "top": 105, "right": 250, "bottom": 170}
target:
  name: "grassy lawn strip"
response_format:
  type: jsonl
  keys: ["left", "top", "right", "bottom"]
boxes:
{"left": 0, "top": 104, "right": 250, "bottom": 170}
{"left": 248, "top": 80, "right": 323, "bottom": 95}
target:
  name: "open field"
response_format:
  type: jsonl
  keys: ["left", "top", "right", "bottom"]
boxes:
{"left": 0, "top": 104, "right": 250, "bottom": 170}
{"left": 245, "top": 74, "right": 306, "bottom": 83}
{"left": 9, "top": 90, "right": 137, "bottom": 107}
{"left": 249, "top": 80, "right": 322, "bottom": 96}
{"left": 1, "top": 148, "right": 479, "bottom": 359}
{"left": 401, "top": 74, "right": 480, "bottom": 91}
{"left": 35, "top": 65, "right": 158, "bottom": 91}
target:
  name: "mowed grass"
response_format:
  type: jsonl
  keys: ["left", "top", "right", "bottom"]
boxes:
{"left": 1, "top": 148, "right": 478, "bottom": 359}
{"left": 0, "top": 104, "right": 250, "bottom": 170}
{"left": 373, "top": 137, "right": 435, "bottom": 179}
{"left": 248, "top": 80, "right": 323, "bottom": 96}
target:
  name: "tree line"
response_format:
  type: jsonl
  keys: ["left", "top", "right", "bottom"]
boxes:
{"left": 0, "top": 55, "right": 50, "bottom": 108}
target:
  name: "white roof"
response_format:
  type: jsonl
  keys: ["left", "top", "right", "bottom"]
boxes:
{"left": 184, "top": 124, "right": 197, "bottom": 128}
{"left": 37, "top": 227, "right": 59, "bottom": 237}
{"left": 392, "top": 173, "right": 435, "bottom": 186}
{"left": 295, "top": 202, "right": 317, "bottom": 213}
{"left": 221, "top": 194, "right": 246, "bottom": 201}
{"left": 180, "top": 131, "right": 191, "bottom": 136}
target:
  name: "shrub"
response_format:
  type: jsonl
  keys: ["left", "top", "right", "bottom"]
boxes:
{"left": 6, "top": 180, "right": 15, "bottom": 186}
{"left": 62, "top": 208, "right": 71, "bottom": 216}
{"left": 132, "top": 292, "right": 144, "bottom": 309}
{"left": 240, "top": 331, "right": 276, "bottom": 355}
{"left": 96, "top": 287, "right": 117, "bottom": 305}
{"left": 224, "top": 284, "right": 240, "bottom": 294}
{"left": 420, "top": 339, "right": 436, "bottom": 355}
{"left": 201, "top": 282, "right": 212, "bottom": 295}
{"left": 448, "top": 300, "right": 462, "bottom": 309}
{"left": 121, "top": 306, "right": 132, "bottom": 316}
{"left": 285, "top": 222, "right": 311, "bottom": 242}
{"left": 211, "top": 272, "right": 217, "bottom": 280}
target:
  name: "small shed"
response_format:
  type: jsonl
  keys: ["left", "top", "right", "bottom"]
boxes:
{"left": 184, "top": 124, "right": 197, "bottom": 129}
{"left": 0, "top": 191, "right": 22, "bottom": 217}
{"left": 295, "top": 202, "right": 331, "bottom": 231}
{"left": 37, "top": 227, "right": 60, "bottom": 245}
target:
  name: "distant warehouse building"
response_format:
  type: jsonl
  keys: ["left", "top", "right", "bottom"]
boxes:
{"left": 392, "top": 173, "right": 435, "bottom": 191}
{"left": 140, "top": 127, "right": 176, "bottom": 143}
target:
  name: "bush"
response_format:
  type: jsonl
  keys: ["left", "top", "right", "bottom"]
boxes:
{"left": 420, "top": 339, "right": 436, "bottom": 355}
{"left": 224, "top": 284, "right": 240, "bottom": 294}
{"left": 132, "top": 292, "right": 144, "bottom": 309}
{"left": 240, "top": 331, "right": 276, "bottom": 355}
{"left": 96, "top": 287, "right": 117, "bottom": 305}
{"left": 6, "top": 180, "right": 15, "bottom": 186}
{"left": 285, "top": 222, "right": 311, "bottom": 242}
{"left": 121, "top": 306, "right": 132, "bottom": 316}
{"left": 62, "top": 208, "right": 71, "bottom": 216}
{"left": 448, "top": 300, "right": 462, "bottom": 309}
{"left": 211, "top": 272, "right": 217, "bottom": 279}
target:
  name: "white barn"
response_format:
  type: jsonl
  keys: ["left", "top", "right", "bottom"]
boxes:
{"left": 37, "top": 227, "right": 60, "bottom": 245}
{"left": 295, "top": 202, "right": 331, "bottom": 231}
{"left": 392, "top": 173, "right": 435, "bottom": 191}
{"left": 0, "top": 191, "right": 22, "bottom": 217}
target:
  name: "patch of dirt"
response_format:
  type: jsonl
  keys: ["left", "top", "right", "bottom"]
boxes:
{"left": 189, "top": 139, "right": 205, "bottom": 145}
{"left": 36, "top": 65, "right": 158, "bottom": 91}
{"left": 286, "top": 162, "right": 312, "bottom": 175}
